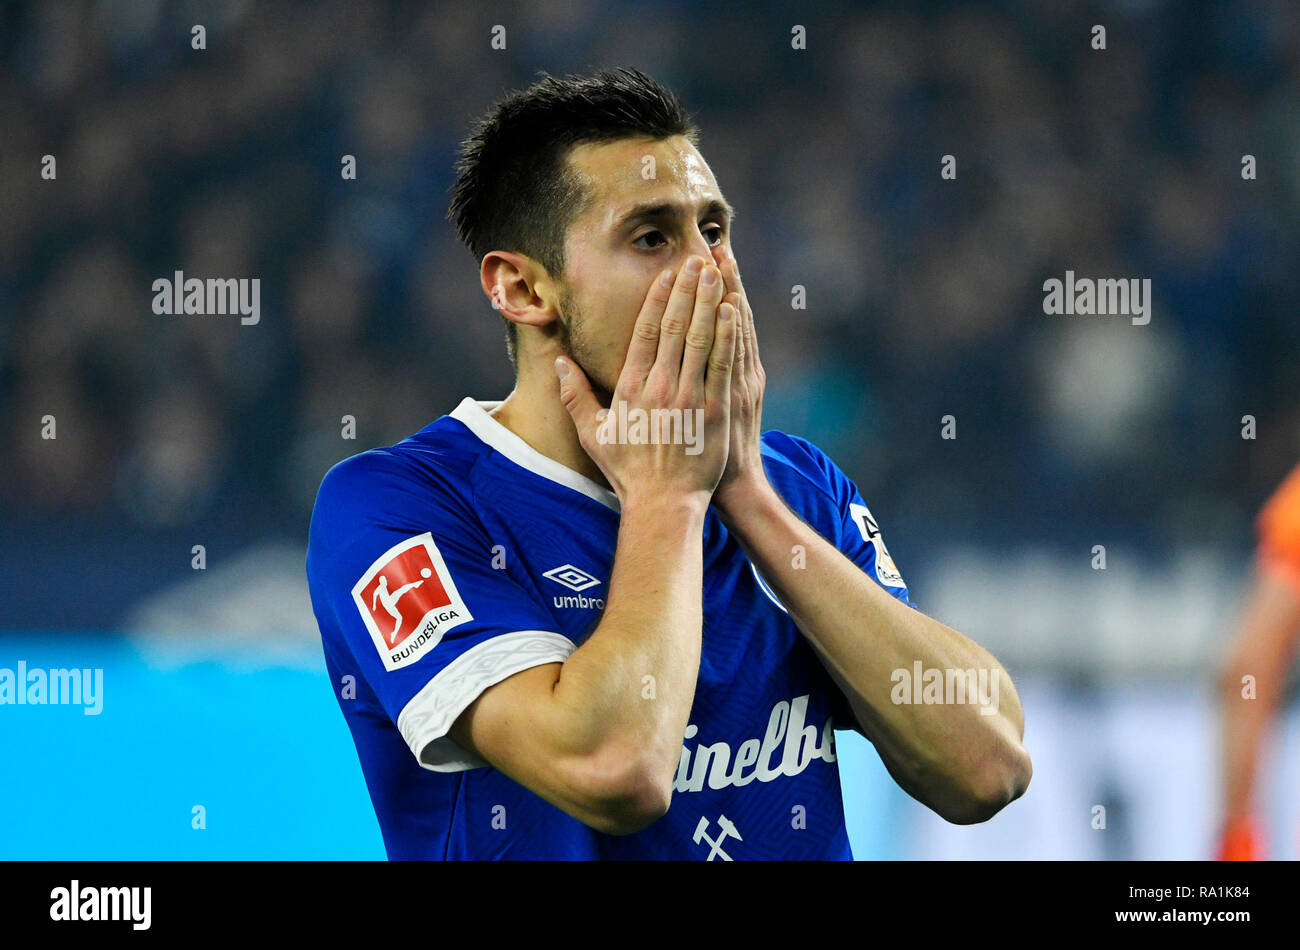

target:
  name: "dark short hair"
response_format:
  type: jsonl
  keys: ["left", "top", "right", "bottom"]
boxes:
{"left": 448, "top": 67, "right": 698, "bottom": 367}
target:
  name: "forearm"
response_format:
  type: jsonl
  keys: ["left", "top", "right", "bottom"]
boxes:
{"left": 1220, "top": 691, "right": 1272, "bottom": 822}
{"left": 718, "top": 480, "right": 1028, "bottom": 820}
{"left": 1218, "top": 569, "right": 1300, "bottom": 822}
{"left": 551, "top": 492, "right": 707, "bottom": 790}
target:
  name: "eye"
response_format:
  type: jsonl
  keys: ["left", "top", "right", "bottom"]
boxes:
{"left": 632, "top": 230, "right": 667, "bottom": 249}
{"left": 703, "top": 224, "right": 724, "bottom": 246}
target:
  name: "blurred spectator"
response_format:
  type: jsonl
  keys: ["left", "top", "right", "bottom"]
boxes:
{"left": 0, "top": 0, "right": 1295, "bottom": 559}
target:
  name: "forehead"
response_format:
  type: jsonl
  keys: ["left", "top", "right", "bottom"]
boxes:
{"left": 566, "top": 135, "right": 722, "bottom": 226}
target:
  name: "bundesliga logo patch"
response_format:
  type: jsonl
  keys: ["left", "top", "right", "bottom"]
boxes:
{"left": 351, "top": 533, "right": 472, "bottom": 671}
{"left": 849, "top": 503, "right": 906, "bottom": 588}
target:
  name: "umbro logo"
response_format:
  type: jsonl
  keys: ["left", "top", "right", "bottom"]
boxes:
{"left": 542, "top": 564, "right": 602, "bottom": 592}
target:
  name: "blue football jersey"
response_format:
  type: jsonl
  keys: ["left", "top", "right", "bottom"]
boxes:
{"left": 306, "top": 397, "right": 917, "bottom": 860}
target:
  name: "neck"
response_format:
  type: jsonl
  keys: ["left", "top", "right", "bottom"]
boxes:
{"left": 488, "top": 359, "right": 610, "bottom": 490}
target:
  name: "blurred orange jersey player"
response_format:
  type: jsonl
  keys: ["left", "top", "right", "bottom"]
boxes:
{"left": 1217, "top": 463, "right": 1300, "bottom": 859}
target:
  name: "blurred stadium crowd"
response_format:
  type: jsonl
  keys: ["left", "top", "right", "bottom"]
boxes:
{"left": 2, "top": 0, "right": 1299, "bottom": 625}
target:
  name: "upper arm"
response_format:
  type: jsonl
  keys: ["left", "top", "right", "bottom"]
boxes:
{"left": 1225, "top": 466, "right": 1300, "bottom": 675}
{"left": 308, "top": 457, "right": 572, "bottom": 768}
{"left": 307, "top": 454, "right": 665, "bottom": 835}
{"left": 1223, "top": 567, "right": 1300, "bottom": 676}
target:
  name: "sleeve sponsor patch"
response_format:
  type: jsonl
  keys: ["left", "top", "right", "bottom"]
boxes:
{"left": 351, "top": 532, "right": 473, "bottom": 671}
{"left": 849, "top": 503, "right": 906, "bottom": 588}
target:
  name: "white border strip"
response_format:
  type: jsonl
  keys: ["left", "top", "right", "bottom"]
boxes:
{"left": 450, "top": 398, "right": 620, "bottom": 512}
{"left": 396, "top": 629, "right": 577, "bottom": 772}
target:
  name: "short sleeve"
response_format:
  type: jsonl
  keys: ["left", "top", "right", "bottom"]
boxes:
{"left": 1257, "top": 463, "right": 1300, "bottom": 597}
{"left": 307, "top": 452, "right": 574, "bottom": 772}
{"left": 759, "top": 432, "right": 920, "bottom": 733}
{"left": 826, "top": 475, "right": 919, "bottom": 728}
{"left": 766, "top": 432, "right": 918, "bottom": 610}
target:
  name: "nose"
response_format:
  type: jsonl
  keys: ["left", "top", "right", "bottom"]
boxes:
{"left": 676, "top": 229, "right": 719, "bottom": 272}
{"left": 687, "top": 233, "right": 714, "bottom": 262}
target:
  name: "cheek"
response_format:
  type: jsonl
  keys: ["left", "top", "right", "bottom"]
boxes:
{"left": 574, "top": 292, "right": 639, "bottom": 389}
{"left": 562, "top": 240, "right": 665, "bottom": 382}
{"left": 573, "top": 266, "right": 656, "bottom": 351}
{"left": 613, "top": 281, "right": 651, "bottom": 337}
{"left": 606, "top": 279, "right": 661, "bottom": 375}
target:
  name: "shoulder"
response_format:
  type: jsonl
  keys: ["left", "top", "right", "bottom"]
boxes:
{"left": 760, "top": 430, "right": 851, "bottom": 502}
{"left": 321, "top": 412, "right": 488, "bottom": 493}
{"left": 309, "top": 416, "right": 489, "bottom": 546}
{"left": 1259, "top": 462, "right": 1300, "bottom": 559}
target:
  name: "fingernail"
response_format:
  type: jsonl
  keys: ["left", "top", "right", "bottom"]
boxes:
{"left": 701, "top": 267, "right": 717, "bottom": 286}
{"left": 659, "top": 268, "right": 675, "bottom": 288}
{"left": 685, "top": 257, "right": 703, "bottom": 276}
{"left": 554, "top": 357, "right": 569, "bottom": 378}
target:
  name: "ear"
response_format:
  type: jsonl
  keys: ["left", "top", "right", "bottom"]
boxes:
{"left": 481, "top": 251, "right": 560, "bottom": 329}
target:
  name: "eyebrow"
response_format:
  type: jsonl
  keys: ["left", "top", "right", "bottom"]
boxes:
{"left": 613, "top": 197, "right": 737, "bottom": 231}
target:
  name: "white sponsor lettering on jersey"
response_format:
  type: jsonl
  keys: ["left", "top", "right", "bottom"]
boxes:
{"left": 674, "top": 694, "right": 835, "bottom": 793}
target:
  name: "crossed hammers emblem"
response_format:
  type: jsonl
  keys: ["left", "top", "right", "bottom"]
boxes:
{"left": 693, "top": 814, "right": 743, "bottom": 860}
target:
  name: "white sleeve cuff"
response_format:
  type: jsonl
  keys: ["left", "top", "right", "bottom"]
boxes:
{"left": 396, "top": 629, "right": 577, "bottom": 772}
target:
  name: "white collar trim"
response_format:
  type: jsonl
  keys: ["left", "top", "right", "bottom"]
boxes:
{"left": 449, "top": 397, "right": 620, "bottom": 512}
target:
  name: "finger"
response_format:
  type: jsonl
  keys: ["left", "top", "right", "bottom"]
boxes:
{"left": 741, "top": 285, "right": 762, "bottom": 373}
{"left": 621, "top": 267, "right": 676, "bottom": 383}
{"left": 723, "top": 290, "right": 742, "bottom": 351}
{"left": 554, "top": 356, "right": 602, "bottom": 433}
{"left": 717, "top": 255, "right": 756, "bottom": 360}
{"left": 740, "top": 285, "right": 757, "bottom": 367}
{"left": 705, "top": 302, "right": 737, "bottom": 404}
{"left": 679, "top": 263, "right": 725, "bottom": 389}
{"left": 728, "top": 292, "right": 745, "bottom": 381}
{"left": 717, "top": 251, "right": 751, "bottom": 320}
{"left": 655, "top": 255, "right": 706, "bottom": 384}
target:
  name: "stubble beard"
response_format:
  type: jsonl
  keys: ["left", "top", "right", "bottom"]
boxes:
{"left": 557, "top": 283, "right": 615, "bottom": 407}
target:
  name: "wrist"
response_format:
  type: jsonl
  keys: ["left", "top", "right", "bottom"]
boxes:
{"left": 712, "top": 471, "right": 777, "bottom": 521}
{"left": 619, "top": 487, "right": 712, "bottom": 522}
